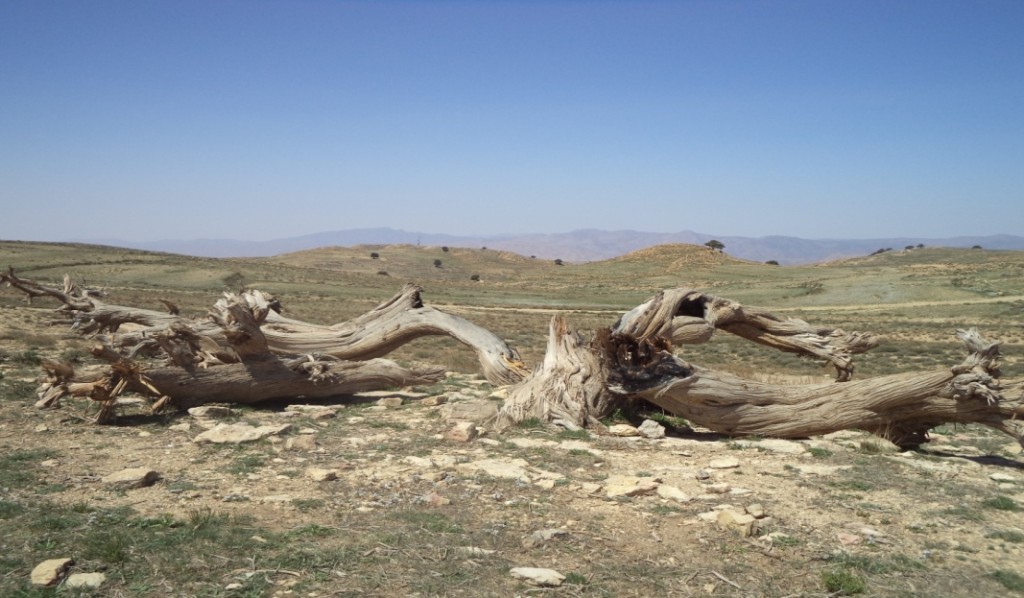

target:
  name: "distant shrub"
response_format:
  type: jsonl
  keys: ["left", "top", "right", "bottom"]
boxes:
{"left": 766, "top": 260, "right": 780, "bottom": 266}
{"left": 554, "top": 258, "right": 564, "bottom": 266}
{"left": 376, "top": 270, "right": 389, "bottom": 276}
{"left": 972, "top": 245, "right": 983, "bottom": 250}
{"left": 470, "top": 274, "right": 480, "bottom": 282}
{"left": 370, "top": 252, "right": 379, "bottom": 259}
{"left": 916, "top": 243, "right": 924, "bottom": 248}
{"left": 222, "top": 272, "right": 246, "bottom": 289}
{"left": 905, "top": 245, "right": 915, "bottom": 250}
{"left": 704, "top": 239, "right": 725, "bottom": 252}
{"left": 433, "top": 259, "right": 442, "bottom": 268}
{"left": 441, "top": 246, "right": 449, "bottom": 252}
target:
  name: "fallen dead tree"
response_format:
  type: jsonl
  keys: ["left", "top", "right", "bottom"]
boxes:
{"left": 2, "top": 269, "right": 526, "bottom": 385}
{"left": 5, "top": 270, "right": 1023, "bottom": 448}
{"left": 494, "top": 289, "right": 1023, "bottom": 449}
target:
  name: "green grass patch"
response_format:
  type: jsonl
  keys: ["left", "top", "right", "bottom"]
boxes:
{"left": 982, "top": 495, "right": 1020, "bottom": 511}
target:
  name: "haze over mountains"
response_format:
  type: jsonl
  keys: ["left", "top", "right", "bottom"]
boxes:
{"left": 79, "top": 229, "right": 1024, "bottom": 265}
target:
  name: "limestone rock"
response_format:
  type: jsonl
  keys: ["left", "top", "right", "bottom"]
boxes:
{"left": 284, "top": 404, "right": 341, "bottom": 420}
{"left": 102, "top": 467, "right": 160, "bottom": 490}
{"left": 656, "top": 484, "right": 691, "bottom": 503}
{"left": 708, "top": 457, "right": 740, "bottom": 469}
{"left": 421, "top": 395, "right": 448, "bottom": 407}
{"left": 306, "top": 467, "right": 339, "bottom": 482}
{"left": 637, "top": 419, "right": 666, "bottom": 439}
{"left": 717, "top": 509, "right": 756, "bottom": 537}
{"left": 445, "top": 421, "right": 478, "bottom": 442}
{"left": 605, "top": 475, "right": 661, "bottom": 499}
{"left": 192, "top": 422, "right": 292, "bottom": 444}
{"left": 30, "top": 558, "right": 73, "bottom": 586}
{"left": 733, "top": 438, "right": 806, "bottom": 454}
{"left": 439, "top": 400, "right": 499, "bottom": 423}
{"left": 745, "top": 503, "right": 766, "bottom": 518}
{"left": 523, "top": 528, "right": 569, "bottom": 548}
{"left": 66, "top": 572, "right": 106, "bottom": 589}
{"left": 510, "top": 567, "right": 565, "bottom": 587}
{"left": 285, "top": 434, "right": 318, "bottom": 451}
{"left": 377, "top": 397, "right": 404, "bottom": 408}
{"left": 608, "top": 424, "right": 640, "bottom": 437}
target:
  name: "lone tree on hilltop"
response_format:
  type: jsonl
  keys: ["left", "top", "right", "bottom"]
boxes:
{"left": 554, "top": 258, "right": 564, "bottom": 266}
{"left": 704, "top": 240, "right": 725, "bottom": 252}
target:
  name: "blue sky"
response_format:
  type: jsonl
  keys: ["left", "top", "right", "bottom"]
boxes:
{"left": 2, "top": 1, "right": 1022, "bottom": 242}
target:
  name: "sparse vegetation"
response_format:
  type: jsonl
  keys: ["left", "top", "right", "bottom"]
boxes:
{"left": 0, "top": 240, "right": 1022, "bottom": 597}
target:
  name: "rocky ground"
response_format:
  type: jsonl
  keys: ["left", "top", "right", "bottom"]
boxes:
{"left": 3, "top": 368, "right": 1024, "bottom": 597}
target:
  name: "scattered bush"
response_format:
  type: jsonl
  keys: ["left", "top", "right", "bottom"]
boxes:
{"left": 376, "top": 270, "right": 389, "bottom": 276}
{"left": 554, "top": 259, "right": 564, "bottom": 266}
{"left": 433, "top": 259, "right": 443, "bottom": 268}
{"left": 441, "top": 246, "right": 449, "bottom": 252}
{"left": 766, "top": 260, "right": 780, "bottom": 266}
{"left": 470, "top": 274, "right": 480, "bottom": 282}
{"left": 370, "top": 252, "right": 379, "bottom": 259}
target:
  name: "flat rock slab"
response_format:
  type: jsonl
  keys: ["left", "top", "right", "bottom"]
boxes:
{"left": 66, "top": 572, "right": 106, "bottom": 589}
{"left": 708, "top": 457, "right": 740, "bottom": 469}
{"left": 791, "top": 464, "right": 852, "bottom": 476}
{"left": 102, "top": 467, "right": 161, "bottom": 490}
{"left": 30, "top": 558, "right": 73, "bottom": 586}
{"left": 733, "top": 438, "right": 806, "bottom": 454}
{"left": 510, "top": 567, "right": 565, "bottom": 587}
{"left": 457, "top": 458, "right": 563, "bottom": 484}
{"left": 193, "top": 423, "right": 292, "bottom": 444}
{"left": 605, "top": 475, "right": 661, "bottom": 498}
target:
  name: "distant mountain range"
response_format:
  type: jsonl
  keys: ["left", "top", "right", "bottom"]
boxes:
{"left": 78, "top": 228, "right": 1024, "bottom": 265}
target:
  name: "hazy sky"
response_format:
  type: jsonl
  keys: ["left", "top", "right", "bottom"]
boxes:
{"left": 2, "top": 1, "right": 1022, "bottom": 243}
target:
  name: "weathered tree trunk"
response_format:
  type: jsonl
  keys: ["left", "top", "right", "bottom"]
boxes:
{"left": 493, "top": 316, "right": 620, "bottom": 431}
{"left": 255, "top": 284, "right": 526, "bottom": 385}
{"left": 614, "top": 288, "right": 879, "bottom": 381}
{"left": 605, "top": 329, "right": 1023, "bottom": 448}
{"left": 2, "top": 270, "right": 525, "bottom": 385}
{"left": 35, "top": 293, "right": 444, "bottom": 422}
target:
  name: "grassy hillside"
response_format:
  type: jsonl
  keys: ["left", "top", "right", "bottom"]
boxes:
{"left": 2, "top": 239, "right": 1022, "bottom": 377}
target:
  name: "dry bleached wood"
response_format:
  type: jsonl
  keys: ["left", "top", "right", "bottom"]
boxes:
{"left": 9, "top": 268, "right": 1024, "bottom": 448}
{"left": 35, "top": 293, "right": 446, "bottom": 421}
{"left": 2, "top": 269, "right": 525, "bottom": 385}
{"left": 614, "top": 288, "right": 879, "bottom": 381}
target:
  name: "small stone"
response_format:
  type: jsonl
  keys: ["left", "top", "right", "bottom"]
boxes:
{"left": 34, "top": 424, "right": 49, "bottom": 433}
{"left": 102, "top": 468, "right": 160, "bottom": 490}
{"left": 605, "top": 475, "right": 661, "bottom": 498}
{"left": 225, "top": 582, "right": 243, "bottom": 590}
{"left": 837, "top": 532, "right": 862, "bottom": 546}
{"left": 534, "top": 479, "right": 556, "bottom": 490}
{"left": 510, "top": 566, "right": 566, "bottom": 587}
{"left": 306, "top": 468, "right": 339, "bottom": 482}
{"left": 30, "top": 558, "right": 73, "bottom": 586}
{"left": 656, "top": 484, "right": 691, "bottom": 503}
{"left": 717, "top": 509, "right": 756, "bottom": 537}
{"left": 40, "top": 459, "right": 58, "bottom": 468}
{"left": 169, "top": 423, "right": 191, "bottom": 432}
{"left": 990, "top": 472, "right": 1019, "bottom": 483}
{"left": 637, "top": 419, "right": 666, "bottom": 439}
{"left": 377, "top": 397, "right": 404, "bottom": 408}
{"left": 695, "top": 469, "right": 712, "bottom": 481}
{"left": 704, "top": 483, "right": 731, "bottom": 494}
{"left": 579, "top": 483, "right": 604, "bottom": 496}
{"left": 421, "top": 492, "right": 451, "bottom": 507}
{"left": 745, "top": 503, "right": 766, "bottom": 518}
{"left": 455, "top": 546, "right": 496, "bottom": 556}
{"left": 193, "top": 422, "right": 292, "bottom": 444}
{"left": 608, "top": 424, "right": 640, "bottom": 437}
{"left": 445, "top": 421, "right": 478, "bottom": 442}
{"left": 439, "top": 400, "right": 499, "bottom": 422}
{"left": 421, "top": 395, "right": 448, "bottom": 407}
{"left": 708, "top": 457, "right": 740, "bottom": 469}
{"left": 187, "top": 405, "right": 234, "bottom": 419}
{"left": 65, "top": 572, "right": 106, "bottom": 589}
{"left": 522, "top": 528, "right": 569, "bottom": 548}
{"left": 285, "top": 435, "right": 318, "bottom": 451}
